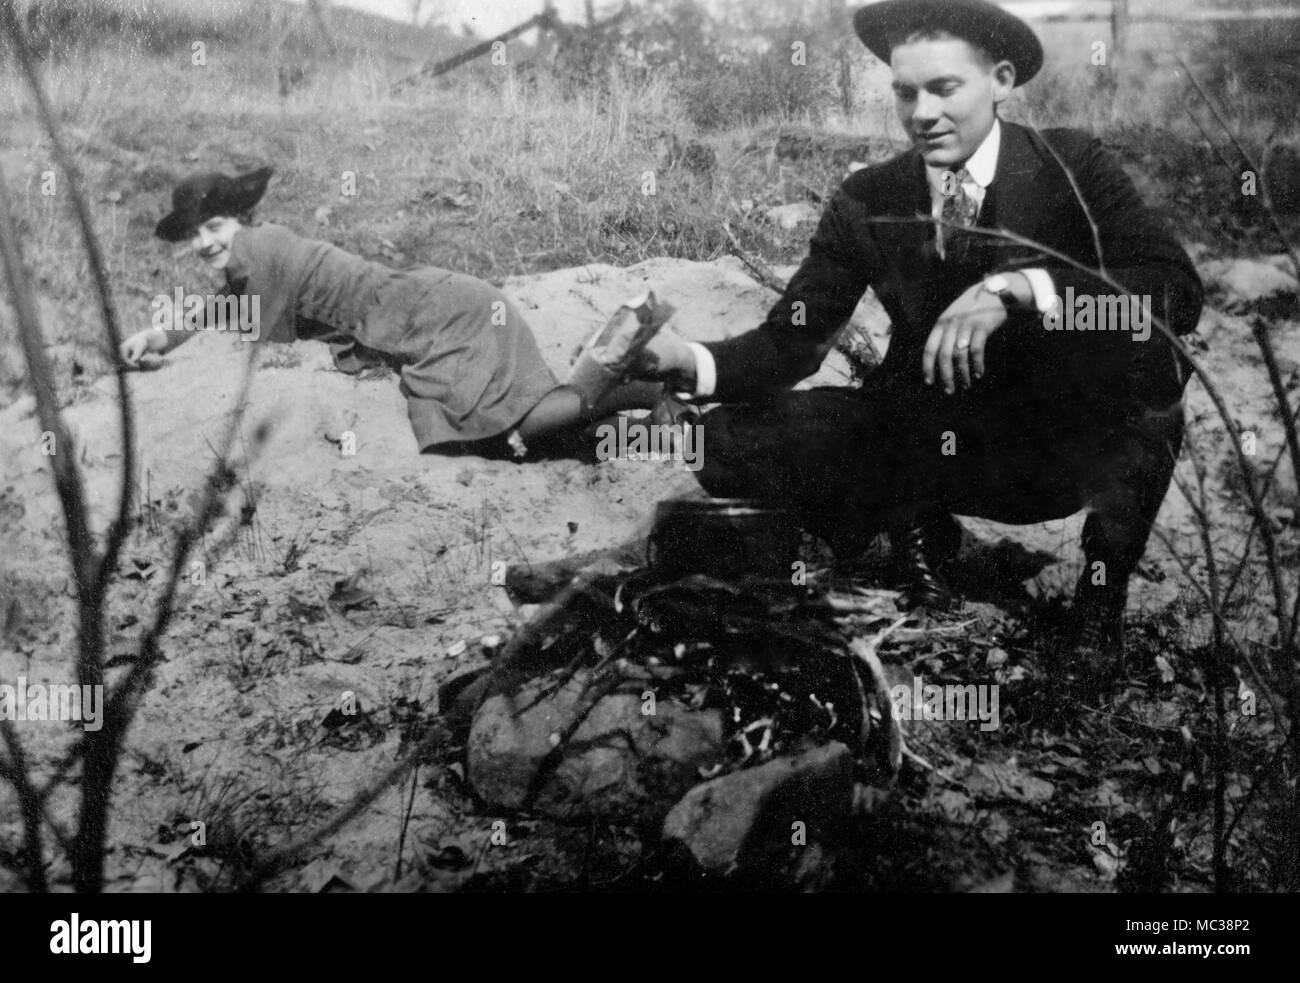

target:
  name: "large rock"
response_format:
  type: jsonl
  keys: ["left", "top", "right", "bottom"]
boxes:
{"left": 467, "top": 668, "right": 727, "bottom": 823}
{"left": 1199, "top": 255, "right": 1299, "bottom": 311}
{"left": 763, "top": 202, "right": 820, "bottom": 231}
{"left": 661, "top": 741, "right": 854, "bottom": 876}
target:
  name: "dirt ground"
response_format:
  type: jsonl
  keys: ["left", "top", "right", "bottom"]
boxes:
{"left": 0, "top": 248, "right": 1296, "bottom": 891}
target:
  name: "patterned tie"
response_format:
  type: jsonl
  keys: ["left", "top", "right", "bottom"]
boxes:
{"left": 938, "top": 167, "right": 979, "bottom": 261}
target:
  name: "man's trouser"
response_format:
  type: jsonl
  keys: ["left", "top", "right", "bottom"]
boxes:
{"left": 691, "top": 358, "right": 1184, "bottom": 603}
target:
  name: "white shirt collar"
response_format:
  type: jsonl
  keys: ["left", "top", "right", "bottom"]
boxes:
{"left": 926, "top": 117, "right": 1001, "bottom": 192}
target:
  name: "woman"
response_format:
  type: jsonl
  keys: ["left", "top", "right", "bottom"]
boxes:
{"left": 121, "top": 166, "right": 678, "bottom": 457}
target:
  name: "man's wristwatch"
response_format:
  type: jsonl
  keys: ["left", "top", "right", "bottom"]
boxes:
{"left": 982, "top": 273, "right": 1020, "bottom": 312}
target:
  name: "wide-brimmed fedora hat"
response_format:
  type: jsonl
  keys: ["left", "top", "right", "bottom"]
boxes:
{"left": 853, "top": 0, "right": 1043, "bottom": 86}
{"left": 155, "top": 166, "right": 274, "bottom": 242}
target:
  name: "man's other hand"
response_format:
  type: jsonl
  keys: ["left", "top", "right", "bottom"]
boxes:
{"left": 922, "top": 280, "right": 1010, "bottom": 393}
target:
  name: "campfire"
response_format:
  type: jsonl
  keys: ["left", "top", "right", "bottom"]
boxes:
{"left": 455, "top": 499, "right": 921, "bottom": 869}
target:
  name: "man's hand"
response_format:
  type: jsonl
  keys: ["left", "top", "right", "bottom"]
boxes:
{"left": 627, "top": 326, "right": 697, "bottom": 392}
{"left": 922, "top": 279, "right": 1013, "bottom": 393}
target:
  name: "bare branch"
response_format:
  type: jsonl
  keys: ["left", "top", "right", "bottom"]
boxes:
{"left": 0, "top": 0, "right": 136, "bottom": 602}
{"left": 878, "top": 211, "right": 1294, "bottom": 665}
{"left": 35, "top": 346, "right": 263, "bottom": 804}
{"left": 721, "top": 220, "right": 786, "bottom": 293}
{"left": 1177, "top": 55, "right": 1300, "bottom": 279}
{"left": 0, "top": 719, "right": 47, "bottom": 891}
{"left": 0, "top": 164, "right": 96, "bottom": 595}
{"left": 1022, "top": 122, "right": 1106, "bottom": 275}
{"left": 1250, "top": 315, "right": 1300, "bottom": 648}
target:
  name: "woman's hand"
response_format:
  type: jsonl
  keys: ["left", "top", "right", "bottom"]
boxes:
{"left": 120, "top": 328, "right": 166, "bottom": 366}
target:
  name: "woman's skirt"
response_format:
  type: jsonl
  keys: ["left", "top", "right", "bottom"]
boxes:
{"left": 337, "top": 268, "right": 560, "bottom": 452}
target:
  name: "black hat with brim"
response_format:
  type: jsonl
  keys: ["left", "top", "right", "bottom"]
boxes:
{"left": 155, "top": 166, "right": 274, "bottom": 242}
{"left": 852, "top": 0, "right": 1043, "bottom": 86}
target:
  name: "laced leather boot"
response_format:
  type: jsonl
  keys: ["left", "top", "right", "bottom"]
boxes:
{"left": 887, "top": 515, "right": 955, "bottom": 610}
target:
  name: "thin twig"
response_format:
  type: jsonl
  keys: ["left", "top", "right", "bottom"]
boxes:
{"left": 240, "top": 564, "right": 614, "bottom": 888}
{"left": 878, "top": 211, "right": 1293, "bottom": 666}
{"left": 1250, "top": 315, "right": 1300, "bottom": 649}
{"left": 393, "top": 764, "right": 419, "bottom": 883}
{"left": 0, "top": 719, "right": 46, "bottom": 891}
{"left": 0, "top": 1, "right": 136, "bottom": 600}
{"left": 1148, "top": 522, "right": 1280, "bottom": 724}
{"left": 721, "top": 220, "right": 787, "bottom": 294}
{"left": 1176, "top": 56, "right": 1300, "bottom": 278}
{"left": 1023, "top": 122, "right": 1107, "bottom": 276}
{"left": 34, "top": 348, "right": 263, "bottom": 805}
{"left": 1183, "top": 441, "right": 1230, "bottom": 890}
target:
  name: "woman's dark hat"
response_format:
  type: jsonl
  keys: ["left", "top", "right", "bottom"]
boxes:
{"left": 852, "top": 0, "right": 1043, "bottom": 85}
{"left": 154, "top": 166, "right": 274, "bottom": 242}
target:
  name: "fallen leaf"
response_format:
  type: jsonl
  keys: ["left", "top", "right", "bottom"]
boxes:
{"left": 123, "top": 558, "right": 158, "bottom": 581}
{"left": 329, "top": 570, "right": 374, "bottom": 610}
{"left": 300, "top": 859, "right": 356, "bottom": 893}
{"left": 967, "top": 871, "right": 1015, "bottom": 893}
{"left": 288, "top": 595, "right": 326, "bottom": 622}
{"left": 966, "top": 761, "right": 1055, "bottom": 804}
{"left": 1086, "top": 778, "right": 1135, "bottom": 815}
{"left": 1090, "top": 847, "right": 1119, "bottom": 881}
{"left": 331, "top": 643, "right": 366, "bottom": 664}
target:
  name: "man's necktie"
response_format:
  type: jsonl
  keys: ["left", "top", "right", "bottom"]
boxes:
{"left": 938, "top": 168, "right": 979, "bottom": 261}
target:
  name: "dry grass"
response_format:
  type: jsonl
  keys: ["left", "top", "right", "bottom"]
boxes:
{"left": 0, "top": 39, "right": 850, "bottom": 397}
{"left": 1, "top": 10, "right": 1289, "bottom": 394}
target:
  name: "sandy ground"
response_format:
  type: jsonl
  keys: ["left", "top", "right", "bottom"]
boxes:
{"left": 0, "top": 250, "right": 1295, "bottom": 890}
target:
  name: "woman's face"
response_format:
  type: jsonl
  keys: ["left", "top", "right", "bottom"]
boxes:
{"left": 190, "top": 216, "right": 242, "bottom": 269}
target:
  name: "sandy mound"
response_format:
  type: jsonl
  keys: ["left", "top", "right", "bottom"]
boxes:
{"left": 1, "top": 251, "right": 1295, "bottom": 890}
{"left": 1, "top": 255, "right": 863, "bottom": 545}
{"left": 2, "top": 253, "right": 1289, "bottom": 620}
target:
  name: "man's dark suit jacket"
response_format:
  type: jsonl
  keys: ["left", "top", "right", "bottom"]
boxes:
{"left": 702, "top": 120, "right": 1204, "bottom": 432}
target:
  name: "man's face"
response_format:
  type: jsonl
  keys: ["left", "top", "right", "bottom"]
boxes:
{"left": 889, "top": 36, "right": 1014, "bottom": 168}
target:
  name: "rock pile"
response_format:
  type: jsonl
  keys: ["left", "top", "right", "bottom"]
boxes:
{"left": 458, "top": 565, "right": 901, "bottom": 880}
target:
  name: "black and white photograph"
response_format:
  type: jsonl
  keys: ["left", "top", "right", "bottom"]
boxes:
{"left": 0, "top": 0, "right": 1294, "bottom": 927}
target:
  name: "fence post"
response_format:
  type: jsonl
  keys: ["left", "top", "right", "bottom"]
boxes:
{"left": 1109, "top": 0, "right": 1129, "bottom": 119}
{"left": 839, "top": 41, "right": 854, "bottom": 118}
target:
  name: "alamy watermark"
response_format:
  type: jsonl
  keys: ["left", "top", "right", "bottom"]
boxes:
{"left": 150, "top": 288, "right": 261, "bottom": 340}
{"left": 1042, "top": 288, "right": 1152, "bottom": 341}
{"left": 0, "top": 676, "right": 103, "bottom": 731}
{"left": 889, "top": 675, "right": 1000, "bottom": 732}
{"left": 50, "top": 914, "right": 151, "bottom": 963}
{"left": 594, "top": 415, "right": 703, "bottom": 472}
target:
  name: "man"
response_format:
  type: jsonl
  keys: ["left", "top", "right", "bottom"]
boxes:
{"left": 636, "top": 0, "right": 1204, "bottom": 685}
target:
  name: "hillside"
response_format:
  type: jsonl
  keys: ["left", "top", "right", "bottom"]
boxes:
{"left": 1, "top": 0, "right": 1297, "bottom": 894}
